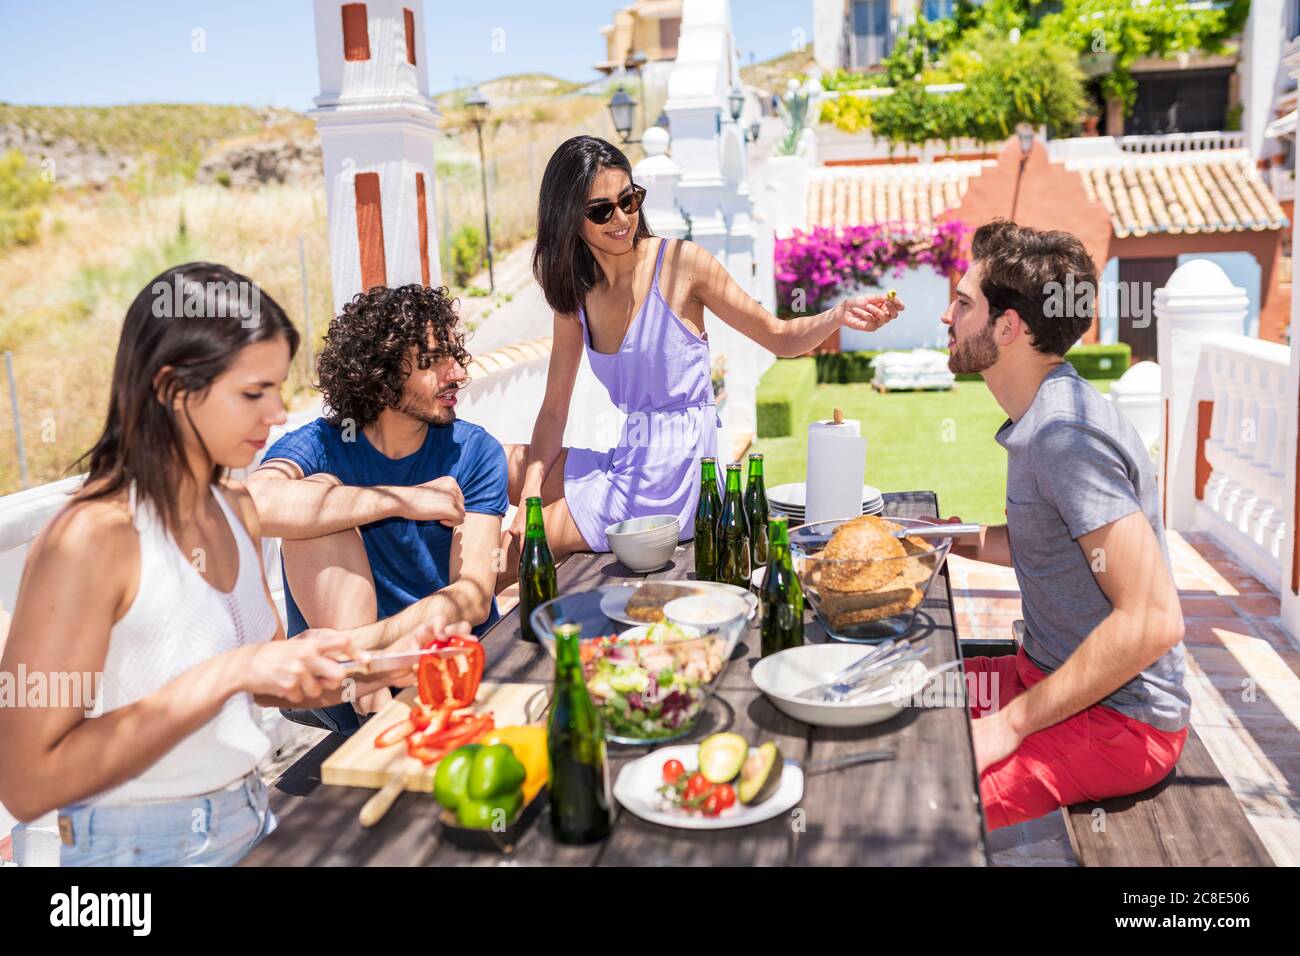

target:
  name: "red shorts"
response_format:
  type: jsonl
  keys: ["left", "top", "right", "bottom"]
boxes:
{"left": 963, "top": 648, "right": 1188, "bottom": 830}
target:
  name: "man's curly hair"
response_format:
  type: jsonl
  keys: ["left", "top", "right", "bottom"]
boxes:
{"left": 317, "top": 284, "right": 471, "bottom": 429}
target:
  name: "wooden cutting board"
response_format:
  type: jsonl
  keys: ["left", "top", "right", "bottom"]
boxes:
{"left": 321, "top": 681, "right": 547, "bottom": 791}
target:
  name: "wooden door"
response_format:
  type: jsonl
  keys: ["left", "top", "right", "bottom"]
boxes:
{"left": 1117, "top": 257, "right": 1177, "bottom": 364}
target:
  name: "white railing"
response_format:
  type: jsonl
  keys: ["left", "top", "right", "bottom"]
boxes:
{"left": 1117, "top": 131, "right": 1246, "bottom": 153}
{"left": 1195, "top": 335, "right": 1291, "bottom": 584}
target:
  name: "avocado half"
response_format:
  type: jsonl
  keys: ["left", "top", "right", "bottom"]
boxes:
{"left": 738, "top": 742, "right": 783, "bottom": 805}
{"left": 699, "top": 732, "right": 749, "bottom": 784}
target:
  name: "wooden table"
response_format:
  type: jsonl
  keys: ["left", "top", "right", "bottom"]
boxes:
{"left": 242, "top": 491, "right": 989, "bottom": 866}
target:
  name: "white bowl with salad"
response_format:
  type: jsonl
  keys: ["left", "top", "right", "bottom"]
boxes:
{"left": 530, "top": 583, "right": 750, "bottom": 744}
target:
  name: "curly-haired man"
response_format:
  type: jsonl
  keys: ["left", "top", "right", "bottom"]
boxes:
{"left": 939, "top": 220, "right": 1189, "bottom": 828}
{"left": 247, "top": 285, "right": 507, "bottom": 736}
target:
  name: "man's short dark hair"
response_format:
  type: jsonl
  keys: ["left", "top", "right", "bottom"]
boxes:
{"left": 971, "top": 219, "right": 1098, "bottom": 357}
{"left": 317, "top": 284, "right": 470, "bottom": 429}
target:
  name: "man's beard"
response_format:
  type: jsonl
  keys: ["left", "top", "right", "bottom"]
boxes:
{"left": 948, "top": 322, "right": 1000, "bottom": 375}
{"left": 397, "top": 393, "right": 456, "bottom": 427}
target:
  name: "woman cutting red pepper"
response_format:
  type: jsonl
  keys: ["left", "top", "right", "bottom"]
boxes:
{"left": 373, "top": 629, "right": 495, "bottom": 763}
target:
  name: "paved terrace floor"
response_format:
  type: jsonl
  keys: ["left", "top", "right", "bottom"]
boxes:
{"left": 955, "top": 531, "right": 1300, "bottom": 866}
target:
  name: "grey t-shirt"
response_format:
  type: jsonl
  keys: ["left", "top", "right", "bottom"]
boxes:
{"left": 995, "top": 362, "right": 1190, "bottom": 732}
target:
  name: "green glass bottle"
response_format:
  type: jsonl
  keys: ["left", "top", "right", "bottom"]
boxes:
{"left": 760, "top": 517, "right": 804, "bottom": 657}
{"left": 517, "top": 496, "right": 557, "bottom": 643}
{"left": 547, "top": 623, "right": 612, "bottom": 844}
{"left": 715, "top": 462, "right": 751, "bottom": 588}
{"left": 744, "top": 453, "right": 770, "bottom": 568}
{"left": 694, "top": 457, "right": 722, "bottom": 582}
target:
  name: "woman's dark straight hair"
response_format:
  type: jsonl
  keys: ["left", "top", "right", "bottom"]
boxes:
{"left": 73, "top": 262, "right": 299, "bottom": 532}
{"left": 532, "top": 135, "right": 654, "bottom": 316}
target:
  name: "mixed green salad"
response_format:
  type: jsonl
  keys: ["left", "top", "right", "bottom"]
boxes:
{"left": 581, "top": 621, "right": 727, "bottom": 740}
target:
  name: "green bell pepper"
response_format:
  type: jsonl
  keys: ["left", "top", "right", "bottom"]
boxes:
{"left": 433, "top": 743, "right": 482, "bottom": 811}
{"left": 455, "top": 789, "right": 524, "bottom": 830}
{"left": 467, "top": 743, "right": 527, "bottom": 800}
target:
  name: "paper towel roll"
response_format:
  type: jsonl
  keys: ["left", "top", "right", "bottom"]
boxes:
{"left": 805, "top": 417, "right": 868, "bottom": 525}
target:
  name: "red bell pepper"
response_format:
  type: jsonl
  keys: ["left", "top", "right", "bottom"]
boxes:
{"left": 374, "top": 703, "right": 450, "bottom": 749}
{"left": 417, "top": 635, "right": 485, "bottom": 710}
{"left": 407, "top": 712, "right": 495, "bottom": 764}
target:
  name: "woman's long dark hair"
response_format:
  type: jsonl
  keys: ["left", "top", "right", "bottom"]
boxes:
{"left": 532, "top": 135, "right": 654, "bottom": 316}
{"left": 74, "top": 262, "right": 299, "bottom": 531}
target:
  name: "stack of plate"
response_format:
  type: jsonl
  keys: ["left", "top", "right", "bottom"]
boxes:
{"left": 766, "top": 482, "right": 884, "bottom": 527}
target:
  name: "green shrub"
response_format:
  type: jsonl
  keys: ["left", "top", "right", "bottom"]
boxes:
{"left": 815, "top": 351, "right": 882, "bottom": 383}
{"left": 450, "top": 224, "right": 485, "bottom": 286}
{"left": 757, "top": 358, "right": 817, "bottom": 437}
{"left": 0, "top": 149, "right": 53, "bottom": 249}
{"left": 1064, "top": 343, "right": 1130, "bottom": 379}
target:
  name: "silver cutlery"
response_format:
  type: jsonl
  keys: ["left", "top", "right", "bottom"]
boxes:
{"left": 795, "top": 634, "right": 929, "bottom": 701}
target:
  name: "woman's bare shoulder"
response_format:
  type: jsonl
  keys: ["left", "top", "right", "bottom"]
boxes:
{"left": 29, "top": 494, "right": 136, "bottom": 570}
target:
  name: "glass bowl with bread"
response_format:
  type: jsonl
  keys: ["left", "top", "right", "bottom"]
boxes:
{"left": 789, "top": 515, "right": 953, "bottom": 642}
{"left": 529, "top": 582, "right": 754, "bottom": 744}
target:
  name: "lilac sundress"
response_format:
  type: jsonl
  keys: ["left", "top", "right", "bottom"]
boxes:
{"left": 564, "top": 237, "right": 721, "bottom": 552}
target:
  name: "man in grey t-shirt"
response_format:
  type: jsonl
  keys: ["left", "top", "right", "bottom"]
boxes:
{"left": 940, "top": 220, "right": 1190, "bottom": 831}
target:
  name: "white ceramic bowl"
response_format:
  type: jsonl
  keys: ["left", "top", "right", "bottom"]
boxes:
{"left": 606, "top": 515, "right": 681, "bottom": 572}
{"left": 751, "top": 643, "right": 933, "bottom": 728}
{"left": 662, "top": 592, "right": 750, "bottom": 633}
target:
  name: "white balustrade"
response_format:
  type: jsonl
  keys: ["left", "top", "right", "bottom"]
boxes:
{"left": 1191, "top": 336, "right": 1291, "bottom": 580}
{"left": 1116, "top": 131, "right": 1247, "bottom": 153}
{"left": 1160, "top": 258, "right": 1289, "bottom": 591}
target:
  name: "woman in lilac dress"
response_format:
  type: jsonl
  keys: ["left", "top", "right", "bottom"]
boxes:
{"left": 498, "top": 136, "right": 903, "bottom": 576}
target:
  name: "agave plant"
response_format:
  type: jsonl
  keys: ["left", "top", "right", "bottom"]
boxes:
{"left": 775, "top": 78, "right": 811, "bottom": 157}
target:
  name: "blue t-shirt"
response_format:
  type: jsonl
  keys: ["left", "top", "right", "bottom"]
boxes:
{"left": 263, "top": 417, "right": 509, "bottom": 638}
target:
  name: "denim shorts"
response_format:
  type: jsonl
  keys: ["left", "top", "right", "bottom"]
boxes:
{"left": 58, "top": 774, "right": 277, "bottom": 867}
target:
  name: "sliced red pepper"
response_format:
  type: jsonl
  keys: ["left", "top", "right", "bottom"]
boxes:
{"left": 374, "top": 704, "right": 450, "bottom": 749}
{"left": 406, "top": 712, "right": 495, "bottom": 764}
{"left": 374, "top": 718, "right": 416, "bottom": 749}
{"left": 417, "top": 635, "right": 485, "bottom": 710}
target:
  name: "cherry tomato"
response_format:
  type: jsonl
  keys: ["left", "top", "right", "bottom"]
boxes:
{"left": 662, "top": 759, "right": 686, "bottom": 785}
{"left": 703, "top": 789, "right": 725, "bottom": 816}
{"left": 684, "top": 772, "right": 711, "bottom": 800}
{"left": 713, "top": 783, "right": 737, "bottom": 811}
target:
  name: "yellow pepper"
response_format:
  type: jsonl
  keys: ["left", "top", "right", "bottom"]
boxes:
{"left": 481, "top": 725, "right": 548, "bottom": 802}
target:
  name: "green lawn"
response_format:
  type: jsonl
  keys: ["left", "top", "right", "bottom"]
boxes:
{"left": 749, "top": 378, "right": 1112, "bottom": 526}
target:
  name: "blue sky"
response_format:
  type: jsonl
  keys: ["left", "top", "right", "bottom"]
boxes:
{"left": 0, "top": 0, "right": 813, "bottom": 108}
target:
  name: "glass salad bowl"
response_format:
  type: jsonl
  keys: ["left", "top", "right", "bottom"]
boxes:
{"left": 789, "top": 516, "right": 952, "bottom": 643}
{"left": 529, "top": 582, "right": 753, "bottom": 744}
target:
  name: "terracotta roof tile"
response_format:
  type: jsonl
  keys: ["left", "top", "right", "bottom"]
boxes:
{"left": 1072, "top": 150, "right": 1288, "bottom": 238}
{"left": 805, "top": 160, "right": 992, "bottom": 230}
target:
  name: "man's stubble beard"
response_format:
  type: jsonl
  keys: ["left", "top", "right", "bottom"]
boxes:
{"left": 397, "top": 393, "right": 456, "bottom": 427}
{"left": 948, "top": 321, "right": 1000, "bottom": 376}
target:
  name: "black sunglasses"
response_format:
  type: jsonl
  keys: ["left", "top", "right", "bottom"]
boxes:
{"left": 584, "top": 184, "right": 646, "bottom": 225}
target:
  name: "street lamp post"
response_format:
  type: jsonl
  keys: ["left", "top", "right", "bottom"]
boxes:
{"left": 465, "top": 86, "right": 495, "bottom": 293}
{"left": 608, "top": 86, "right": 640, "bottom": 145}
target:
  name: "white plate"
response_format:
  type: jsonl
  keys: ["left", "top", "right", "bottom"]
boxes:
{"left": 599, "top": 584, "right": 758, "bottom": 627}
{"left": 613, "top": 744, "right": 803, "bottom": 830}
{"left": 768, "top": 482, "right": 882, "bottom": 510}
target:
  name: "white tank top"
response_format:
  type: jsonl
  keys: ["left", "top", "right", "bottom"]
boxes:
{"left": 88, "top": 484, "right": 279, "bottom": 805}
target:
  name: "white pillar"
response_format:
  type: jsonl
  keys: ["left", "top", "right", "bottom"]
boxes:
{"left": 664, "top": 0, "right": 770, "bottom": 458}
{"left": 633, "top": 127, "right": 687, "bottom": 239}
{"left": 311, "top": 0, "right": 442, "bottom": 315}
{"left": 1240, "top": 0, "right": 1288, "bottom": 160}
{"left": 1280, "top": 42, "right": 1300, "bottom": 638}
{"left": 1156, "top": 259, "right": 1250, "bottom": 531}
